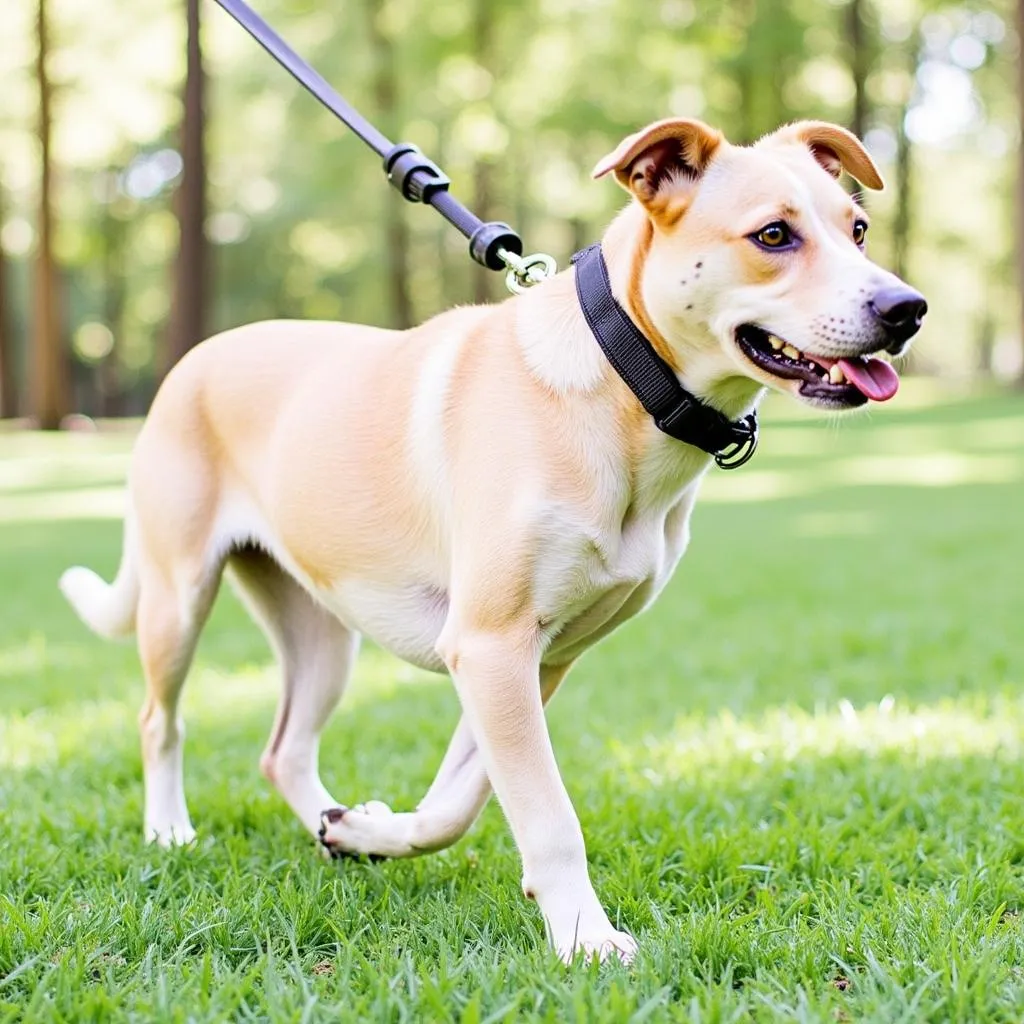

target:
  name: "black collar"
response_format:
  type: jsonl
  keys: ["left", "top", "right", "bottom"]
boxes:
{"left": 571, "top": 244, "right": 758, "bottom": 469}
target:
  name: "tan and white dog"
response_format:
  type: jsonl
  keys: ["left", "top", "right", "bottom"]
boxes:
{"left": 60, "top": 118, "right": 926, "bottom": 963}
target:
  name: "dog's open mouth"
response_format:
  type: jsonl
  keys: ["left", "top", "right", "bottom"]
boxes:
{"left": 735, "top": 325, "right": 899, "bottom": 407}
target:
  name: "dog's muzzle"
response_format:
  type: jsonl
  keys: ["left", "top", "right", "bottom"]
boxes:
{"left": 870, "top": 285, "right": 928, "bottom": 354}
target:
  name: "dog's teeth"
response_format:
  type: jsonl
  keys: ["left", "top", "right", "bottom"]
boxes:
{"left": 769, "top": 336, "right": 784, "bottom": 351}
{"left": 782, "top": 344, "right": 801, "bottom": 360}
{"left": 829, "top": 364, "right": 846, "bottom": 385}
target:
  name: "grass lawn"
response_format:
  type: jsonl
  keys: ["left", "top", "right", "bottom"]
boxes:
{"left": 1, "top": 385, "right": 1023, "bottom": 1022}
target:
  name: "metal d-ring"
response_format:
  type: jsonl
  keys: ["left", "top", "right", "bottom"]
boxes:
{"left": 714, "top": 414, "right": 759, "bottom": 469}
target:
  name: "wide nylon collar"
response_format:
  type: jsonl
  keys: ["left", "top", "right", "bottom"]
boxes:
{"left": 571, "top": 244, "right": 758, "bottom": 469}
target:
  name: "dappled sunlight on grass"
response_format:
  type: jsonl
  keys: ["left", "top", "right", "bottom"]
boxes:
{"left": 0, "top": 695, "right": 132, "bottom": 770}
{"left": 701, "top": 469, "right": 806, "bottom": 503}
{"left": 185, "top": 644, "right": 440, "bottom": 722}
{"left": 610, "top": 693, "right": 1024, "bottom": 789}
{"left": 0, "top": 452, "right": 131, "bottom": 494}
{"left": 763, "top": 415, "right": 1024, "bottom": 460}
{"left": 0, "top": 428, "right": 136, "bottom": 459}
{"left": 0, "top": 632, "right": 111, "bottom": 683}
{"left": 0, "top": 486, "right": 127, "bottom": 523}
{"left": 792, "top": 511, "right": 877, "bottom": 537}
{"left": 703, "top": 448, "right": 1022, "bottom": 503}
{"left": 0, "top": 643, "right": 441, "bottom": 771}
{"left": 959, "top": 415, "right": 1024, "bottom": 449}
{"left": 839, "top": 452, "right": 1021, "bottom": 487}
{"left": 0, "top": 634, "right": 62, "bottom": 681}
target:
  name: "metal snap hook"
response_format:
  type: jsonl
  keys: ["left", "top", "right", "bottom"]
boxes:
{"left": 498, "top": 249, "right": 558, "bottom": 294}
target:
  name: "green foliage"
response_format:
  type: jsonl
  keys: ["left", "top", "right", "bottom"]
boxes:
{"left": 1, "top": 387, "right": 1023, "bottom": 1020}
{"left": 0, "top": 0, "right": 1020, "bottom": 414}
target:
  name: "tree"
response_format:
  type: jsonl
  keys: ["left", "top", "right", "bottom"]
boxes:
{"left": 32, "top": 0, "right": 69, "bottom": 429}
{"left": 846, "top": 0, "right": 870, "bottom": 141}
{"left": 99, "top": 171, "right": 126, "bottom": 416}
{"left": 892, "top": 50, "right": 915, "bottom": 283}
{"left": 368, "top": 1, "right": 413, "bottom": 329}
{"left": 726, "top": 0, "right": 803, "bottom": 143}
{"left": 471, "top": 0, "right": 497, "bottom": 305}
{"left": 0, "top": 184, "right": 15, "bottom": 418}
{"left": 167, "top": 0, "right": 207, "bottom": 369}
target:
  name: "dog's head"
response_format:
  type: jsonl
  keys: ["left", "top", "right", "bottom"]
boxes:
{"left": 594, "top": 119, "right": 927, "bottom": 410}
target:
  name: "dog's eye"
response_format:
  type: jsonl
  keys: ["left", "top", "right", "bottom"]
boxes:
{"left": 752, "top": 222, "right": 793, "bottom": 249}
{"left": 852, "top": 219, "right": 868, "bottom": 246}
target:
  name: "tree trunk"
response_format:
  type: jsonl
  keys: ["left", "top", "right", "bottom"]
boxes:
{"left": 847, "top": 0, "right": 869, "bottom": 141}
{"left": 735, "top": 0, "right": 756, "bottom": 142}
{"left": 0, "top": 184, "right": 16, "bottom": 418}
{"left": 471, "top": 0, "right": 496, "bottom": 305}
{"left": 893, "top": 105, "right": 912, "bottom": 282}
{"left": 32, "top": 0, "right": 68, "bottom": 429}
{"left": 434, "top": 128, "right": 461, "bottom": 310}
{"left": 100, "top": 180, "right": 126, "bottom": 416}
{"left": 893, "top": 30, "right": 918, "bottom": 283}
{"left": 167, "top": 0, "right": 207, "bottom": 370}
{"left": 368, "top": 1, "right": 412, "bottom": 328}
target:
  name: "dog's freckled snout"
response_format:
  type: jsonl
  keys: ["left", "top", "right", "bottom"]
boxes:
{"left": 868, "top": 285, "right": 928, "bottom": 348}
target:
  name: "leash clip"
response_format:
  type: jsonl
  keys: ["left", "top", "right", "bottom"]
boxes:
{"left": 714, "top": 414, "right": 759, "bottom": 470}
{"left": 498, "top": 248, "right": 557, "bottom": 295}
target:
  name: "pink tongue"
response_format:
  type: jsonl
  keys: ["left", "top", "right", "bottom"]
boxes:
{"left": 837, "top": 357, "right": 900, "bottom": 402}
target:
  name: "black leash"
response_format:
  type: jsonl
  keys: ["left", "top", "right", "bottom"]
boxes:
{"left": 214, "top": 0, "right": 758, "bottom": 468}
{"left": 572, "top": 245, "right": 758, "bottom": 468}
{"left": 212, "top": 0, "right": 555, "bottom": 290}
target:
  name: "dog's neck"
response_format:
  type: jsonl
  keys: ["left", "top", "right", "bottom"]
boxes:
{"left": 515, "top": 203, "right": 763, "bottom": 432}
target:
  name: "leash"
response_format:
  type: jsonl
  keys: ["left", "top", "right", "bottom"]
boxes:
{"left": 212, "top": 0, "right": 556, "bottom": 294}
{"left": 214, "top": 1, "right": 757, "bottom": 467}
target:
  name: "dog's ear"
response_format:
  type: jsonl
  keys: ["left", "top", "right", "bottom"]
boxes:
{"left": 592, "top": 119, "right": 723, "bottom": 209}
{"left": 780, "top": 120, "right": 884, "bottom": 190}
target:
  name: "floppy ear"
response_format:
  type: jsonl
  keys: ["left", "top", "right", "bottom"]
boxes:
{"left": 780, "top": 120, "right": 884, "bottom": 190}
{"left": 592, "top": 118, "right": 723, "bottom": 209}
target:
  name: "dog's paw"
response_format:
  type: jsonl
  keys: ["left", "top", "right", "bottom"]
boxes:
{"left": 145, "top": 822, "right": 197, "bottom": 848}
{"left": 318, "top": 803, "right": 393, "bottom": 861}
{"left": 556, "top": 928, "right": 638, "bottom": 966}
{"left": 317, "top": 806, "right": 352, "bottom": 859}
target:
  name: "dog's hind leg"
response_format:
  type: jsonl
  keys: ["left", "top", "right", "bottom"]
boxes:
{"left": 136, "top": 556, "right": 223, "bottom": 846}
{"left": 226, "top": 548, "right": 356, "bottom": 836}
{"left": 318, "top": 662, "right": 572, "bottom": 859}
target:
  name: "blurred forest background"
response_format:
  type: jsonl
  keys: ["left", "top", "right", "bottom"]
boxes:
{"left": 0, "top": 0, "right": 1021, "bottom": 427}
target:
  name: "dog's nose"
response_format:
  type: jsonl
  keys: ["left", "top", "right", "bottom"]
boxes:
{"left": 869, "top": 285, "right": 928, "bottom": 348}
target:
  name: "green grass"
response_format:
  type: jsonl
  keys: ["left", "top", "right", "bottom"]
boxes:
{"left": 2, "top": 385, "right": 1023, "bottom": 1022}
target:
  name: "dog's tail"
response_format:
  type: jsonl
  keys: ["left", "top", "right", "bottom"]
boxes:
{"left": 59, "top": 511, "right": 140, "bottom": 640}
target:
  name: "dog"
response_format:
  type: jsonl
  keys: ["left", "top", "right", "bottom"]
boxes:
{"left": 60, "top": 118, "right": 926, "bottom": 963}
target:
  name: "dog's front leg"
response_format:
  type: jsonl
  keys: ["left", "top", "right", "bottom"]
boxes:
{"left": 437, "top": 622, "right": 636, "bottom": 964}
{"left": 317, "top": 664, "right": 570, "bottom": 858}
